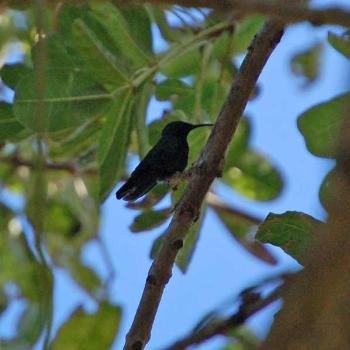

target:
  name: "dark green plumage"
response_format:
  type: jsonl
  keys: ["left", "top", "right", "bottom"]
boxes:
{"left": 116, "top": 121, "right": 212, "bottom": 201}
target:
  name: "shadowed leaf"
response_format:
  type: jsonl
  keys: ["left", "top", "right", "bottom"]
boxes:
{"left": 298, "top": 93, "right": 349, "bottom": 158}
{"left": 291, "top": 43, "right": 322, "bottom": 86}
{"left": 328, "top": 31, "right": 350, "bottom": 60}
{"left": 256, "top": 211, "right": 322, "bottom": 264}
{"left": 98, "top": 89, "right": 133, "bottom": 201}
{"left": 130, "top": 209, "right": 171, "bottom": 232}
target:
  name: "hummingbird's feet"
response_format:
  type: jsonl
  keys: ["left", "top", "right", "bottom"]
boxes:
{"left": 166, "top": 170, "right": 192, "bottom": 191}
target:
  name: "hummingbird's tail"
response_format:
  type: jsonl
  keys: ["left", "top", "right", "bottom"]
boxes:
{"left": 116, "top": 176, "right": 157, "bottom": 201}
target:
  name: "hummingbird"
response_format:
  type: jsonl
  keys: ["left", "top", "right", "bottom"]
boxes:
{"left": 116, "top": 121, "right": 213, "bottom": 201}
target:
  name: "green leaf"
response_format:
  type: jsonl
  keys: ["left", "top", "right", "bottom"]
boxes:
{"left": 32, "top": 33, "right": 77, "bottom": 70}
{"left": 161, "top": 47, "right": 201, "bottom": 78}
{"left": 187, "top": 126, "right": 211, "bottom": 165}
{"left": 319, "top": 168, "right": 337, "bottom": 212}
{"left": 67, "top": 259, "right": 102, "bottom": 297}
{"left": 231, "top": 15, "right": 264, "bottom": 54}
{"left": 291, "top": 43, "right": 322, "bottom": 86}
{"left": 146, "top": 6, "right": 179, "bottom": 42}
{"left": 126, "top": 183, "right": 170, "bottom": 210}
{"left": 52, "top": 302, "right": 121, "bottom": 350}
{"left": 223, "top": 150, "right": 283, "bottom": 201}
{"left": 91, "top": 4, "right": 152, "bottom": 69}
{"left": 119, "top": 5, "right": 153, "bottom": 55}
{"left": 26, "top": 155, "right": 47, "bottom": 234}
{"left": 211, "top": 201, "right": 256, "bottom": 239}
{"left": 0, "top": 103, "right": 25, "bottom": 140}
{"left": 224, "top": 118, "right": 250, "bottom": 169}
{"left": 1, "top": 63, "right": 32, "bottom": 90}
{"left": 298, "top": 93, "right": 350, "bottom": 158}
{"left": 328, "top": 31, "right": 350, "bottom": 60}
{"left": 72, "top": 19, "right": 129, "bottom": 86}
{"left": 44, "top": 200, "right": 81, "bottom": 238}
{"left": 14, "top": 68, "right": 112, "bottom": 132}
{"left": 98, "top": 90, "right": 133, "bottom": 201}
{"left": 48, "top": 120, "right": 101, "bottom": 161}
{"left": 17, "top": 302, "right": 45, "bottom": 345}
{"left": 256, "top": 211, "right": 322, "bottom": 263}
{"left": 176, "top": 206, "right": 206, "bottom": 273}
{"left": 156, "top": 79, "right": 194, "bottom": 101}
{"left": 209, "top": 194, "right": 276, "bottom": 265}
{"left": 130, "top": 209, "right": 171, "bottom": 233}
{"left": 150, "top": 234, "right": 163, "bottom": 260}
{"left": 134, "top": 82, "right": 152, "bottom": 158}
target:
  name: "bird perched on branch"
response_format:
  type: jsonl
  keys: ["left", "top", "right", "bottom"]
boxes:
{"left": 116, "top": 121, "right": 213, "bottom": 201}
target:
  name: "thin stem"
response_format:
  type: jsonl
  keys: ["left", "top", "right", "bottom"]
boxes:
{"left": 132, "top": 20, "right": 233, "bottom": 88}
{"left": 194, "top": 42, "right": 213, "bottom": 122}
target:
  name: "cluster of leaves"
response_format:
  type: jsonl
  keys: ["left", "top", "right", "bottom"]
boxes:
{"left": 0, "top": 2, "right": 348, "bottom": 349}
{"left": 0, "top": 4, "right": 280, "bottom": 348}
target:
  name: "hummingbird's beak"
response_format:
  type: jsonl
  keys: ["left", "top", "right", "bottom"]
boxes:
{"left": 191, "top": 123, "right": 214, "bottom": 129}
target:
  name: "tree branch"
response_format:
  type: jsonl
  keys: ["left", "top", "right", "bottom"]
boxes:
{"left": 164, "top": 290, "right": 280, "bottom": 350}
{"left": 0, "top": 155, "right": 97, "bottom": 176}
{"left": 3, "top": 0, "right": 350, "bottom": 29}
{"left": 123, "top": 19, "right": 285, "bottom": 350}
{"left": 136, "top": 0, "right": 350, "bottom": 28}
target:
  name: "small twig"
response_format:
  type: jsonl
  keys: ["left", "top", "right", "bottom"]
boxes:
{"left": 164, "top": 289, "right": 280, "bottom": 350}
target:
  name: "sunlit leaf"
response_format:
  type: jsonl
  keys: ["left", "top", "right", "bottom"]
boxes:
{"left": 161, "top": 47, "right": 201, "bottom": 78}
{"left": 52, "top": 302, "right": 121, "bottom": 350}
{"left": 256, "top": 211, "right": 322, "bottom": 263}
{"left": 223, "top": 150, "right": 283, "bottom": 201}
{"left": 298, "top": 93, "right": 350, "bottom": 158}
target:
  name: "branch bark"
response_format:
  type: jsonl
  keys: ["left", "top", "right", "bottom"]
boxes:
{"left": 3, "top": 0, "right": 350, "bottom": 29}
{"left": 123, "top": 19, "right": 285, "bottom": 350}
{"left": 164, "top": 290, "right": 280, "bottom": 350}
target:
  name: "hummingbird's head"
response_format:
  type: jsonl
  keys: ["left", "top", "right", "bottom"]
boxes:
{"left": 161, "top": 121, "right": 213, "bottom": 138}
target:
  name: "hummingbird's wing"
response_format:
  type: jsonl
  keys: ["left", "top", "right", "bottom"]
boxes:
{"left": 116, "top": 137, "right": 175, "bottom": 201}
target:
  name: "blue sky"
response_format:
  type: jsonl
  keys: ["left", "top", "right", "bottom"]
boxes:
{"left": 0, "top": 1, "right": 349, "bottom": 349}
